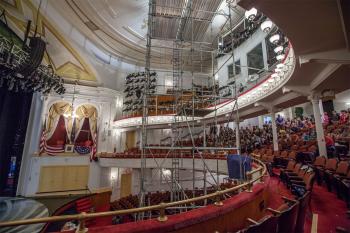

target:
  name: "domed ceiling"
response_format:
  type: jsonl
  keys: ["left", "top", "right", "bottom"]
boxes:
{"left": 0, "top": 0, "right": 245, "bottom": 84}
{"left": 49, "top": 0, "right": 245, "bottom": 72}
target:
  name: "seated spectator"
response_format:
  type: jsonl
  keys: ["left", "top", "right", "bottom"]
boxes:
{"left": 276, "top": 114, "right": 284, "bottom": 126}
{"left": 339, "top": 110, "right": 349, "bottom": 124}
{"left": 322, "top": 112, "right": 330, "bottom": 126}
{"left": 325, "top": 133, "right": 336, "bottom": 157}
{"left": 331, "top": 110, "right": 340, "bottom": 123}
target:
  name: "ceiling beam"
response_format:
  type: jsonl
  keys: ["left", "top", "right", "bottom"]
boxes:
{"left": 299, "top": 49, "right": 350, "bottom": 64}
{"left": 310, "top": 63, "right": 342, "bottom": 90}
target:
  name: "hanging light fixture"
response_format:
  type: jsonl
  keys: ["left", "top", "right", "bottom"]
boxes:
{"left": 274, "top": 46, "right": 283, "bottom": 54}
{"left": 245, "top": 8, "right": 257, "bottom": 21}
{"left": 276, "top": 63, "right": 285, "bottom": 69}
{"left": 276, "top": 54, "right": 285, "bottom": 61}
{"left": 260, "top": 20, "right": 273, "bottom": 33}
{"left": 269, "top": 34, "right": 280, "bottom": 44}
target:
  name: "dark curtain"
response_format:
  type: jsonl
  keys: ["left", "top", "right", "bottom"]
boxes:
{"left": 322, "top": 100, "right": 334, "bottom": 115}
{"left": 0, "top": 86, "right": 33, "bottom": 196}
{"left": 75, "top": 118, "right": 92, "bottom": 146}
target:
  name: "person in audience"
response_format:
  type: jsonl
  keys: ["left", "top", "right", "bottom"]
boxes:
{"left": 331, "top": 110, "right": 340, "bottom": 124}
{"left": 276, "top": 114, "right": 284, "bottom": 126}
{"left": 322, "top": 112, "right": 330, "bottom": 126}
{"left": 339, "top": 110, "right": 349, "bottom": 124}
{"left": 325, "top": 133, "right": 336, "bottom": 157}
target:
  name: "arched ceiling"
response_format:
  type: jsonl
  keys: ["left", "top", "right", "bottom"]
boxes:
{"left": 48, "top": 0, "right": 245, "bottom": 72}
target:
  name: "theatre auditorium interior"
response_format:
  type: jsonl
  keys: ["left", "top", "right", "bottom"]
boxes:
{"left": 1, "top": 0, "right": 350, "bottom": 233}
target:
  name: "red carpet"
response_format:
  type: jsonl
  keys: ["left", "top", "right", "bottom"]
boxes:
{"left": 265, "top": 176, "right": 350, "bottom": 232}
{"left": 306, "top": 184, "right": 350, "bottom": 233}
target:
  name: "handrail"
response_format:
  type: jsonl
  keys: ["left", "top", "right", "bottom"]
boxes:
{"left": 0, "top": 157, "right": 266, "bottom": 231}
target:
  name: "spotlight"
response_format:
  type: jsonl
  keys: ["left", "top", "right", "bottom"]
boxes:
{"left": 274, "top": 46, "right": 283, "bottom": 54}
{"left": 276, "top": 54, "right": 285, "bottom": 61}
{"left": 260, "top": 20, "right": 273, "bottom": 33}
{"left": 271, "top": 73, "right": 279, "bottom": 78}
{"left": 275, "top": 68, "right": 282, "bottom": 73}
{"left": 276, "top": 63, "right": 285, "bottom": 69}
{"left": 244, "top": 8, "right": 257, "bottom": 21}
{"left": 269, "top": 34, "right": 280, "bottom": 44}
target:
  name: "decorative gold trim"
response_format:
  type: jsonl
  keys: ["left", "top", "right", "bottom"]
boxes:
{"left": 0, "top": 0, "right": 96, "bottom": 82}
{"left": 0, "top": 157, "right": 266, "bottom": 228}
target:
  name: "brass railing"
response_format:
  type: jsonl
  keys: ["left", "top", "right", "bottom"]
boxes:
{"left": 0, "top": 157, "right": 266, "bottom": 232}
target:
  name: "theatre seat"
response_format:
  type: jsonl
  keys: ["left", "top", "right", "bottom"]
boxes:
{"left": 318, "top": 158, "right": 338, "bottom": 185}
{"left": 279, "top": 160, "right": 296, "bottom": 178}
{"left": 335, "top": 170, "right": 350, "bottom": 207}
{"left": 281, "top": 163, "right": 302, "bottom": 183}
{"left": 242, "top": 215, "right": 279, "bottom": 233}
{"left": 324, "top": 160, "right": 349, "bottom": 192}
{"left": 309, "top": 156, "right": 326, "bottom": 184}
{"left": 267, "top": 197, "right": 299, "bottom": 233}
{"left": 295, "top": 191, "right": 312, "bottom": 233}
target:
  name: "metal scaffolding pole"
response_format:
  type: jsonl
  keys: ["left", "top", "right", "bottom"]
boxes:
{"left": 137, "top": 0, "right": 244, "bottom": 212}
{"left": 139, "top": 0, "right": 154, "bottom": 217}
{"left": 227, "top": 1, "right": 241, "bottom": 155}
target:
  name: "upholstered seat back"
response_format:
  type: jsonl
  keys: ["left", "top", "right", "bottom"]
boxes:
{"left": 325, "top": 158, "right": 338, "bottom": 170}
{"left": 295, "top": 191, "right": 311, "bottom": 233}
{"left": 335, "top": 161, "right": 349, "bottom": 175}
{"left": 277, "top": 201, "right": 300, "bottom": 233}
{"left": 293, "top": 163, "right": 302, "bottom": 173}
{"left": 245, "top": 215, "right": 279, "bottom": 233}
{"left": 314, "top": 156, "right": 326, "bottom": 167}
{"left": 286, "top": 160, "right": 296, "bottom": 171}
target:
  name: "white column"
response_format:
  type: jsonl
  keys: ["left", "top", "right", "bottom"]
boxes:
{"left": 235, "top": 121, "right": 241, "bottom": 154}
{"left": 319, "top": 100, "right": 325, "bottom": 117}
{"left": 203, "top": 123, "right": 206, "bottom": 147}
{"left": 311, "top": 98, "right": 327, "bottom": 157}
{"left": 288, "top": 107, "right": 294, "bottom": 120}
{"left": 270, "top": 111, "right": 279, "bottom": 151}
{"left": 258, "top": 115, "right": 264, "bottom": 128}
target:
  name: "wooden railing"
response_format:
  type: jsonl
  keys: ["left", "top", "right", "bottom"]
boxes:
{"left": 0, "top": 157, "right": 266, "bottom": 233}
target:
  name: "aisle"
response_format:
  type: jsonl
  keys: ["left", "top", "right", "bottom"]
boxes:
{"left": 305, "top": 184, "right": 350, "bottom": 233}
{"left": 267, "top": 176, "right": 350, "bottom": 232}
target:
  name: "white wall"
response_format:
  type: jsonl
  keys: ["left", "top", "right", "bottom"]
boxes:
{"left": 334, "top": 89, "right": 350, "bottom": 112}
{"left": 217, "top": 29, "right": 269, "bottom": 87}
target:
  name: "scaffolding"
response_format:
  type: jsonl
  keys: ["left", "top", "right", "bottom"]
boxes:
{"left": 139, "top": 0, "right": 244, "bottom": 215}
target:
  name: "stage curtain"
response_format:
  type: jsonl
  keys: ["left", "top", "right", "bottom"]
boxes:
{"left": 46, "top": 102, "right": 72, "bottom": 141}
{"left": 0, "top": 86, "right": 33, "bottom": 196}
{"left": 75, "top": 104, "right": 98, "bottom": 141}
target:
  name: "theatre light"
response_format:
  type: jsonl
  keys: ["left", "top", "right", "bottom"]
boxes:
{"left": 260, "top": 20, "right": 273, "bottom": 33}
{"left": 276, "top": 54, "right": 285, "bottom": 61}
{"left": 271, "top": 73, "right": 279, "bottom": 78}
{"left": 245, "top": 8, "right": 257, "bottom": 21}
{"left": 277, "top": 63, "right": 285, "bottom": 69}
{"left": 275, "top": 68, "right": 282, "bottom": 73}
{"left": 269, "top": 34, "right": 280, "bottom": 44}
{"left": 274, "top": 46, "right": 283, "bottom": 54}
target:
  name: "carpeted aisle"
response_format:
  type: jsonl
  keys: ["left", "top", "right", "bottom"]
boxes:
{"left": 267, "top": 176, "right": 350, "bottom": 233}
{"left": 306, "top": 184, "right": 350, "bottom": 233}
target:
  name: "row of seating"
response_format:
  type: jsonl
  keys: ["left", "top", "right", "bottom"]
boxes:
{"left": 311, "top": 157, "right": 350, "bottom": 208}
{"left": 98, "top": 150, "right": 228, "bottom": 160}
{"left": 240, "top": 192, "right": 310, "bottom": 233}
